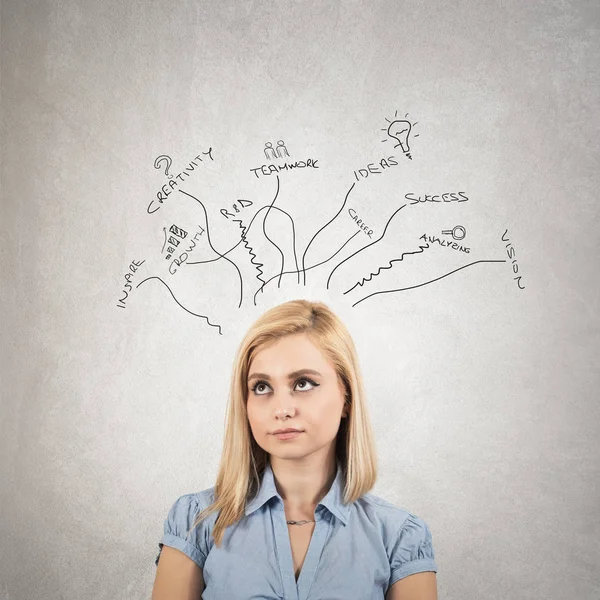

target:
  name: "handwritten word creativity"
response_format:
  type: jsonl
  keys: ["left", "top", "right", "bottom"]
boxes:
{"left": 250, "top": 159, "right": 319, "bottom": 179}
{"left": 501, "top": 229, "right": 525, "bottom": 289}
{"left": 148, "top": 148, "right": 214, "bottom": 214}
{"left": 116, "top": 259, "right": 146, "bottom": 308}
{"left": 406, "top": 192, "right": 468, "bottom": 204}
{"left": 420, "top": 233, "right": 470, "bottom": 253}
{"left": 169, "top": 225, "right": 206, "bottom": 274}
{"left": 353, "top": 156, "right": 398, "bottom": 181}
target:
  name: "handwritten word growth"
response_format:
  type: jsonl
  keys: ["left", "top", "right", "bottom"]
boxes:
{"left": 116, "top": 259, "right": 146, "bottom": 308}
{"left": 169, "top": 225, "right": 206, "bottom": 275}
{"left": 148, "top": 149, "right": 214, "bottom": 214}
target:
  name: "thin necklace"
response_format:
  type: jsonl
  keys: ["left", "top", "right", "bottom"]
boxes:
{"left": 286, "top": 519, "right": 315, "bottom": 525}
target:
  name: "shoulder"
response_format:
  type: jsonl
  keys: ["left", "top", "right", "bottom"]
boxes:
{"left": 155, "top": 486, "right": 218, "bottom": 569}
{"left": 354, "top": 493, "right": 438, "bottom": 584}
{"left": 355, "top": 491, "right": 421, "bottom": 531}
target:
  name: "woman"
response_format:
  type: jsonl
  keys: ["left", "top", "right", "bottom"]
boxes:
{"left": 152, "top": 299, "right": 438, "bottom": 600}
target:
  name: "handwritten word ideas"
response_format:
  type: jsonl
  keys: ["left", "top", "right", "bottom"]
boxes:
{"left": 116, "top": 260, "right": 146, "bottom": 308}
{"left": 353, "top": 156, "right": 398, "bottom": 180}
{"left": 250, "top": 159, "right": 319, "bottom": 179}
{"left": 148, "top": 148, "right": 214, "bottom": 214}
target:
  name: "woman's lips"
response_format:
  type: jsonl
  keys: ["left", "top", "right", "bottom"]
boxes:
{"left": 274, "top": 431, "right": 303, "bottom": 440}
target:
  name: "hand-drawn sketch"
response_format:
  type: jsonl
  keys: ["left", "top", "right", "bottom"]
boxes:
{"left": 441, "top": 225, "right": 467, "bottom": 240}
{"left": 276, "top": 140, "right": 290, "bottom": 158}
{"left": 148, "top": 149, "right": 214, "bottom": 214}
{"left": 264, "top": 142, "right": 278, "bottom": 161}
{"left": 154, "top": 154, "right": 172, "bottom": 178}
{"left": 117, "top": 120, "right": 522, "bottom": 332}
{"left": 381, "top": 111, "right": 419, "bottom": 160}
{"left": 162, "top": 224, "right": 188, "bottom": 260}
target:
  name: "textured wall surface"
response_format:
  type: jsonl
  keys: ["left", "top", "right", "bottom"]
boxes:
{"left": 1, "top": 1, "right": 599, "bottom": 598}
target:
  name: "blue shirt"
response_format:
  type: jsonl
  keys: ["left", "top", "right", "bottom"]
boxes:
{"left": 155, "top": 460, "right": 438, "bottom": 599}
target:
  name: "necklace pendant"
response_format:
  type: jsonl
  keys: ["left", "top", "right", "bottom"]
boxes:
{"left": 287, "top": 519, "right": 311, "bottom": 525}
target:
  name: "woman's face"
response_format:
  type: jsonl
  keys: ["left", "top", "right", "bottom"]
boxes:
{"left": 246, "top": 332, "right": 348, "bottom": 460}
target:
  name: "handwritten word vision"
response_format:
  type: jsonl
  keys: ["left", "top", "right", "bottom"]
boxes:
{"left": 501, "top": 229, "right": 525, "bottom": 289}
{"left": 116, "top": 259, "right": 146, "bottom": 308}
{"left": 148, "top": 148, "right": 214, "bottom": 214}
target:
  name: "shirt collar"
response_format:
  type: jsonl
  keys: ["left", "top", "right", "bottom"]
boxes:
{"left": 245, "top": 459, "right": 350, "bottom": 526}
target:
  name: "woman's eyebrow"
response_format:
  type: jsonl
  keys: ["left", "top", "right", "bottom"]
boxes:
{"left": 247, "top": 369, "right": 322, "bottom": 382}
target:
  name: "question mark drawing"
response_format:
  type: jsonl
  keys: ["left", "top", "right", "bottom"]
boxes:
{"left": 154, "top": 155, "right": 173, "bottom": 178}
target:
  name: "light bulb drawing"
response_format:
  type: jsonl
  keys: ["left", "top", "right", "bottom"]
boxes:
{"left": 381, "top": 111, "right": 419, "bottom": 160}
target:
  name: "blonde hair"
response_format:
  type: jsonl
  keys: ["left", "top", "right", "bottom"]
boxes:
{"left": 186, "top": 299, "right": 378, "bottom": 547}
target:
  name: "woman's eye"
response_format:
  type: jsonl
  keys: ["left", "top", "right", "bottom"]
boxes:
{"left": 250, "top": 378, "right": 319, "bottom": 395}
{"left": 295, "top": 378, "right": 317, "bottom": 391}
{"left": 252, "top": 382, "right": 270, "bottom": 395}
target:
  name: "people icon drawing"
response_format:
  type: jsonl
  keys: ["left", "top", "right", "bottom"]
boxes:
{"left": 264, "top": 142, "right": 278, "bottom": 161}
{"left": 263, "top": 140, "right": 291, "bottom": 161}
{"left": 276, "top": 140, "right": 290, "bottom": 159}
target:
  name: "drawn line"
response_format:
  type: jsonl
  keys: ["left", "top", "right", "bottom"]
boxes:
{"left": 260, "top": 176, "right": 286, "bottom": 290}
{"left": 183, "top": 179, "right": 300, "bottom": 303}
{"left": 344, "top": 242, "right": 430, "bottom": 294}
{"left": 352, "top": 260, "right": 507, "bottom": 307}
{"left": 136, "top": 276, "right": 223, "bottom": 334}
{"left": 253, "top": 231, "right": 362, "bottom": 295}
{"left": 326, "top": 203, "right": 408, "bottom": 289}
{"left": 179, "top": 189, "right": 244, "bottom": 308}
{"left": 232, "top": 218, "right": 268, "bottom": 292}
{"left": 302, "top": 182, "right": 356, "bottom": 286}
{"left": 253, "top": 177, "right": 303, "bottom": 304}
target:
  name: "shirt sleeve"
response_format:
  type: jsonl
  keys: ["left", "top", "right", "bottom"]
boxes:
{"left": 388, "top": 513, "right": 438, "bottom": 588}
{"left": 155, "top": 493, "right": 208, "bottom": 570}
